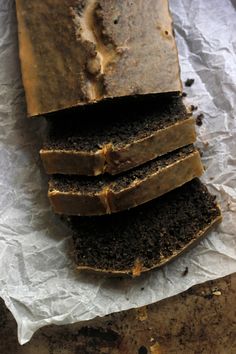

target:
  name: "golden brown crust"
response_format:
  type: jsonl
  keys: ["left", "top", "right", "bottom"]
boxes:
{"left": 40, "top": 117, "right": 196, "bottom": 176}
{"left": 75, "top": 214, "right": 222, "bottom": 277}
{"left": 16, "top": 0, "right": 182, "bottom": 117}
{"left": 48, "top": 149, "right": 204, "bottom": 216}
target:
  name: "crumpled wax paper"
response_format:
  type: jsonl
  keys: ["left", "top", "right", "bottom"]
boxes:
{"left": 0, "top": 0, "right": 236, "bottom": 345}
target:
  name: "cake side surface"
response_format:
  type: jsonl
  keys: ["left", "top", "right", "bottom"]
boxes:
{"left": 48, "top": 146, "right": 204, "bottom": 215}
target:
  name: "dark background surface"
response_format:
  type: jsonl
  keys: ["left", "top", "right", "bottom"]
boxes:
{"left": 0, "top": 273, "right": 235, "bottom": 354}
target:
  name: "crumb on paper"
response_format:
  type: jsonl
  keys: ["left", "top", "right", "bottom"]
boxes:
{"left": 182, "top": 92, "right": 187, "bottom": 97}
{"left": 185, "top": 78, "right": 195, "bottom": 87}
{"left": 182, "top": 266, "right": 189, "bottom": 276}
{"left": 190, "top": 104, "right": 198, "bottom": 111}
{"left": 196, "top": 113, "right": 204, "bottom": 126}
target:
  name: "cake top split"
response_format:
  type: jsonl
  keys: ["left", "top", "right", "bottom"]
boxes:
{"left": 16, "top": 0, "right": 182, "bottom": 117}
{"left": 69, "top": 179, "right": 222, "bottom": 276}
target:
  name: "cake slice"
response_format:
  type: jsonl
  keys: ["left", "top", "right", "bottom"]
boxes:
{"left": 69, "top": 179, "right": 222, "bottom": 276}
{"left": 49, "top": 145, "right": 203, "bottom": 216}
{"left": 16, "top": 0, "right": 182, "bottom": 116}
{"left": 41, "top": 95, "right": 196, "bottom": 176}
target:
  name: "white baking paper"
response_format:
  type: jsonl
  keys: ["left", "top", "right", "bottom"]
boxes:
{"left": 0, "top": 0, "right": 236, "bottom": 345}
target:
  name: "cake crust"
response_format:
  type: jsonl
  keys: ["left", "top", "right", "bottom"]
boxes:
{"left": 16, "top": 0, "right": 182, "bottom": 116}
{"left": 48, "top": 146, "right": 204, "bottom": 216}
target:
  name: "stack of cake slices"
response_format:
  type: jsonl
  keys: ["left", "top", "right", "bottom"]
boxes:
{"left": 16, "top": 0, "right": 222, "bottom": 276}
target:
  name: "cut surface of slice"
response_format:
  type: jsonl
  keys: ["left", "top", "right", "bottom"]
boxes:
{"left": 41, "top": 95, "right": 196, "bottom": 176}
{"left": 16, "top": 0, "right": 182, "bottom": 116}
{"left": 69, "top": 179, "right": 222, "bottom": 276}
{"left": 49, "top": 145, "right": 204, "bottom": 216}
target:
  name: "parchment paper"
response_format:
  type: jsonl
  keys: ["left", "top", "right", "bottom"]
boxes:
{"left": 0, "top": 0, "right": 236, "bottom": 345}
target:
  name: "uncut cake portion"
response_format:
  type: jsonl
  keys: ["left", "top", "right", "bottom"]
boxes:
{"left": 69, "top": 179, "right": 222, "bottom": 276}
{"left": 49, "top": 145, "right": 203, "bottom": 216}
{"left": 16, "top": 0, "right": 182, "bottom": 116}
{"left": 41, "top": 95, "right": 196, "bottom": 176}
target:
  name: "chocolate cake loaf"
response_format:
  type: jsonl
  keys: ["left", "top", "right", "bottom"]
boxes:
{"left": 41, "top": 95, "right": 196, "bottom": 176}
{"left": 16, "top": 0, "right": 182, "bottom": 116}
{"left": 49, "top": 145, "right": 203, "bottom": 216}
{"left": 69, "top": 179, "right": 222, "bottom": 276}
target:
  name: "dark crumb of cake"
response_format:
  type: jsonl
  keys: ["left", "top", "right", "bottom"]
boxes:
{"left": 70, "top": 179, "right": 221, "bottom": 272}
{"left": 182, "top": 92, "right": 187, "bottom": 97}
{"left": 139, "top": 346, "right": 148, "bottom": 354}
{"left": 190, "top": 104, "right": 198, "bottom": 112}
{"left": 182, "top": 267, "right": 189, "bottom": 276}
{"left": 185, "top": 78, "right": 195, "bottom": 87}
{"left": 196, "top": 113, "right": 204, "bottom": 126}
{"left": 141, "top": 287, "right": 145, "bottom": 291}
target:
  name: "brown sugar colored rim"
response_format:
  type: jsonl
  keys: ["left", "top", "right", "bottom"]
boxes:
{"left": 40, "top": 116, "right": 196, "bottom": 176}
{"left": 74, "top": 213, "right": 222, "bottom": 277}
{"left": 48, "top": 149, "right": 203, "bottom": 216}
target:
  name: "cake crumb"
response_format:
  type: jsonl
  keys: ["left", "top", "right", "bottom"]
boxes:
{"left": 182, "top": 92, "right": 187, "bottom": 97}
{"left": 196, "top": 113, "right": 204, "bottom": 126}
{"left": 185, "top": 78, "right": 195, "bottom": 87}
{"left": 190, "top": 104, "right": 198, "bottom": 111}
{"left": 182, "top": 266, "right": 189, "bottom": 276}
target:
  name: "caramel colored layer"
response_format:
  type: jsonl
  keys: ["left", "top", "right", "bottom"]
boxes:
{"left": 48, "top": 148, "right": 203, "bottom": 216}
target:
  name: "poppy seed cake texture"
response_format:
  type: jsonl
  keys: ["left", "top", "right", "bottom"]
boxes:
{"left": 68, "top": 179, "right": 222, "bottom": 276}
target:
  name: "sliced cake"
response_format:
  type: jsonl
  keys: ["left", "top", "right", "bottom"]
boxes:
{"left": 16, "top": 0, "right": 182, "bottom": 116}
{"left": 41, "top": 95, "right": 196, "bottom": 176}
{"left": 69, "top": 179, "right": 222, "bottom": 276}
{"left": 49, "top": 145, "right": 203, "bottom": 216}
